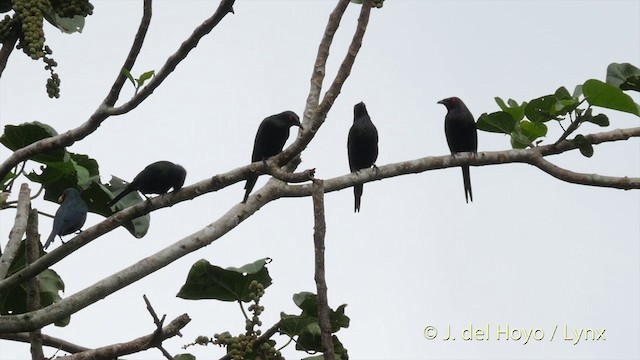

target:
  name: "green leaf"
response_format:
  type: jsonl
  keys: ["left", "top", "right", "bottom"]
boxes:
{"left": 122, "top": 68, "right": 135, "bottom": 86}
{"left": 69, "top": 153, "right": 99, "bottom": 190}
{"left": 606, "top": 62, "right": 640, "bottom": 91}
{"left": 510, "top": 128, "right": 533, "bottom": 149}
{"left": 176, "top": 258, "right": 272, "bottom": 301}
{"left": 0, "top": 122, "right": 68, "bottom": 163}
{"left": 524, "top": 95, "right": 558, "bottom": 122}
{"left": 494, "top": 97, "right": 526, "bottom": 122}
{"left": 44, "top": 8, "right": 85, "bottom": 34}
{"left": 26, "top": 161, "right": 79, "bottom": 201}
{"left": 554, "top": 86, "right": 572, "bottom": 100}
{"left": 136, "top": 70, "right": 155, "bottom": 87}
{"left": 553, "top": 99, "right": 580, "bottom": 117}
{"left": 520, "top": 121, "right": 547, "bottom": 142}
{"left": 572, "top": 85, "right": 583, "bottom": 100}
{"left": 477, "top": 112, "right": 516, "bottom": 134}
{"left": 572, "top": 134, "right": 594, "bottom": 157}
{"left": 583, "top": 79, "right": 640, "bottom": 116}
{"left": 585, "top": 113, "right": 610, "bottom": 127}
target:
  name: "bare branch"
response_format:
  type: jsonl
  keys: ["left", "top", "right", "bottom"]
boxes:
{"left": 286, "top": 0, "right": 373, "bottom": 161}
{"left": 0, "top": 183, "right": 31, "bottom": 280}
{"left": 312, "top": 180, "right": 334, "bottom": 360}
{"left": 55, "top": 314, "right": 190, "bottom": 360}
{"left": 104, "top": 0, "right": 153, "bottom": 107}
{"left": 270, "top": 166, "right": 316, "bottom": 183}
{"left": 108, "top": 0, "right": 236, "bottom": 115}
{"left": 0, "top": 333, "right": 90, "bottom": 354}
{"left": 530, "top": 155, "right": 637, "bottom": 188}
{"left": 26, "top": 208, "right": 44, "bottom": 360}
{"left": 303, "top": 0, "right": 351, "bottom": 121}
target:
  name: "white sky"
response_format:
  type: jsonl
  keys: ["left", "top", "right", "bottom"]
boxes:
{"left": 1, "top": 1, "right": 639, "bottom": 359}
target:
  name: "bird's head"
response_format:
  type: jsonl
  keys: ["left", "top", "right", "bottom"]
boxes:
{"left": 354, "top": 101, "right": 367, "bottom": 115}
{"left": 437, "top": 97, "right": 464, "bottom": 110}
{"left": 173, "top": 164, "right": 187, "bottom": 191}
{"left": 280, "top": 111, "right": 302, "bottom": 129}
{"left": 59, "top": 188, "right": 81, "bottom": 203}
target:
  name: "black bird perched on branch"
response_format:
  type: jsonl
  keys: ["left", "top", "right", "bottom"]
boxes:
{"left": 44, "top": 188, "right": 88, "bottom": 249}
{"left": 107, "top": 161, "right": 187, "bottom": 208}
{"left": 347, "top": 102, "right": 379, "bottom": 212}
{"left": 243, "top": 111, "right": 302, "bottom": 204}
{"left": 438, "top": 97, "right": 478, "bottom": 203}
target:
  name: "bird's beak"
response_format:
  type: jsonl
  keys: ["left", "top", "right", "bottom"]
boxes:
{"left": 296, "top": 122, "right": 303, "bottom": 129}
{"left": 58, "top": 194, "right": 65, "bottom": 203}
{"left": 437, "top": 100, "right": 444, "bottom": 105}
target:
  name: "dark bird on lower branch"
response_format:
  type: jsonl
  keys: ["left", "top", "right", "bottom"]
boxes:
{"left": 44, "top": 188, "right": 88, "bottom": 250}
{"left": 438, "top": 97, "right": 478, "bottom": 203}
{"left": 347, "top": 102, "right": 379, "bottom": 212}
{"left": 243, "top": 111, "right": 302, "bottom": 204}
{"left": 107, "top": 161, "right": 187, "bottom": 208}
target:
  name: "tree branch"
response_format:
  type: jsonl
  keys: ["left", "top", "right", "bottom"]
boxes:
{"left": 285, "top": 0, "right": 372, "bottom": 162}
{"left": 55, "top": 314, "right": 190, "bottom": 360}
{"left": 0, "top": 333, "right": 90, "bottom": 354}
{"left": 0, "top": 28, "right": 19, "bottom": 78}
{"left": 0, "top": 183, "right": 31, "bottom": 280}
{"left": 25, "top": 208, "right": 44, "bottom": 360}
{"left": 303, "top": 0, "right": 350, "bottom": 122}
{"left": 104, "top": 0, "right": 153, "bottom": 107}
{"left": 312, "top": 180, "right": 334, "bottom": 360}
{"left": 0, "top": 126, "right": 638, "bottom": 333}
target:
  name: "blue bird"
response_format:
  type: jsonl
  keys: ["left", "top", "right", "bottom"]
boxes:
{"left": 44, "top": 188, "right": 88, "bottom": 249}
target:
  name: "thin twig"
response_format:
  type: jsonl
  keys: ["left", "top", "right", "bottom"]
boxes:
{"left": 55, "top": 314, "right": 190, "bottom": 360}
{"left": 312, "top": 179, "right": 334, "bottom": 359}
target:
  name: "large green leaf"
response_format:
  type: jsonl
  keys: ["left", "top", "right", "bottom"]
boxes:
{"left": 176, "top": 258, "right": 272, "bottom": 301}
{"left": 0, "top": 122, "right": 68, "bottom": 163}
{"left": 606, "top": 62, "right": 640, "bottom": 92}
{"left": 477, "top": 111, "right": 515, "bottom": 134}
{"left": 583, "top": 79, "right": 640, "bottom": 116}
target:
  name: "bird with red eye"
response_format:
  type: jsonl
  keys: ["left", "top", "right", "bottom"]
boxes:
{"left": 243, "top": 110, "right": 302, "bottom": 204}
{"left": 438, "top": 97, "right": 478, "bottom": 203}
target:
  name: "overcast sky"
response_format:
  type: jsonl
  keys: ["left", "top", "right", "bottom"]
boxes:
{"left": 1, "top": 1, "right": 639, "bottom": 359}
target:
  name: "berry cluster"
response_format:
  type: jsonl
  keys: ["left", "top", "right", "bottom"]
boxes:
{"left": 50, "top": 0, "right": 93, "bottom": 18}
{"left": 372, "top": 0, "right": 384, "bottom": 8}
{"left": 4, "top": 0, "right": 93, "bottom": 98}
{"left": 185, "top": 281, "right": 282, "bottom": 360}
{"left": 12, "top": 0, "right": 49, "bottom": 60}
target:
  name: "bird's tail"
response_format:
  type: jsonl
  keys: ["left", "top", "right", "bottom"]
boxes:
{"left": 462, "top": 165, "right": 473, "bottom": 203}
{"left": 44, "top": 230, "right": 57, "bottom": 250}
{"left": 354, "top": 184, "right": 363, "bottom": 212}
{"left": 243, "top": 175, "right": 258, "bottom": 204}
{"left": 106, "top": 186, "right": 132, "bottom": 208}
